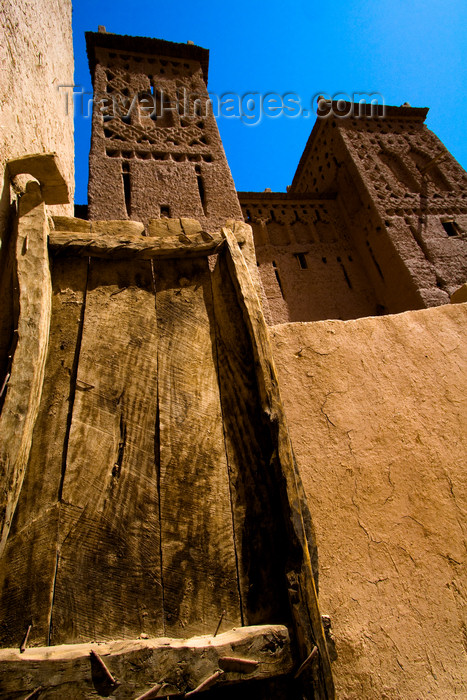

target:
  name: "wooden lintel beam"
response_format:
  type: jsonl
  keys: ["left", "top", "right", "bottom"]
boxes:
{"left": 49, "top": 231, "right": 226, "bottom": 259}
{"left": 0, "top": 624, "right": 293, "bottom": 699}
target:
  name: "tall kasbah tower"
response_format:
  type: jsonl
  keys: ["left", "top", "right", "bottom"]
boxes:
{"left": 289, "top": 102, "right": 467, "bottom": 312}
{"left": 86, "top": 30, "right": 243, "bottom": 230}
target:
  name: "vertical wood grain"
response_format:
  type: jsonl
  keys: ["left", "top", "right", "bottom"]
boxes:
{"left": 0, "top": 185, "right": 52, "bottom": 556}
{"left": 154, "top": 256, "right": 241, "bottom": 637}
{"left": 210, "top": 251, "right": 291, "bottom": 627}
{"left": 221, "top": 228, "right": 335, "bottom": 699}
{"left": 50, "top": 258, "right": 163, "bottom": 644}
{"left": 0, "top": 256, "right": 88, "bottom": 647}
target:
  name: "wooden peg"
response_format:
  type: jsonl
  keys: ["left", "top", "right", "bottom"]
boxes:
{"left": 134, "top": 682, "right": 163, "bottom": 700}
{"left": 219, "top": 656, "right": 259, "bottom": 673}
{"left": 294, "top": 646, "right": 318, "bottom": 679}
{"left": 213, "top": 610, "right": 225, "bottom": 637}
{"left": 20, "top": 624, "right": 32, "bottom": 653}
{"left": 185, "top": 670, "right": 224, "bottom": 696}
{"left": 23, "top": 688, "right": 42, "bottom": 700}
{"left": 90, "top": 649, "right": 119, "bottom": 687}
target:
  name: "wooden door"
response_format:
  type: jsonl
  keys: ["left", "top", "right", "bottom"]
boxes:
{"left": 0, "top": 223, "right": 334, "bottom": 699}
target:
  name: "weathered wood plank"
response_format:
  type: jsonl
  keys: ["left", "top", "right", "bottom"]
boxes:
{"left": 0, "top": 183, "right": 52, "bottom": 557}
{"left": 49, "top": 231, "right": 225, "bottom": 259}
{"left": 0, "top": 213, "right": 16, "bottom": 398}
{"left": 155, "top": 256, "right": 241, "bottom": 638}
{"left": 221, "top": 227, "right": 335, "bottom": 700}
{"left": 0, "top": 257, "right": 88, "bottom": 647}
{"left": 209, "top": 252, "right": 292, "bottom": 628}
{"left": 49, "top": 258, "right": 163, "bottom": 644}
{"left": 0, "top": 624, "right": 293, "bottom": 699}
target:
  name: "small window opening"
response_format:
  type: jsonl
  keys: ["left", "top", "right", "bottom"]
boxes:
{"left": 122, "top": 163, "right": 131, "bottom": 217}
{"left": 341, "top": 264, "right": 352, "bottom": 289}
{"left": 194, "top": 101, "right": 205, "bottom": 117}
{"left": 150, "top": 85, "right": 159, "bottom": 121}
{"left": 160, "top": 205, "right": 170, "bottom": 218}
{"left": 149, "top": 87, "right": 172, "bottom": 123}
{"left": 246, "top": 209, "right": 252, "bottom": 222}
{"left": 442, "top": 220, "right": 461, "bottom": 237}
{"left": 295, "top": 252, "right": 308, "bottom": 270}
{"left": 270, "top": 209, "right": 276, "bottom": 220}
{"left": 196, "top": 168, "right": 207, "bottom": 215}
{"left": 272, "top": 260, "right": 284, "bottom": 297}
{"left": 366, "top": 241, "right": 384, "bottom": 280}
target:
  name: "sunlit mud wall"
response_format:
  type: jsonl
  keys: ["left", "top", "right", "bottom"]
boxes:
{"left": 271, "top": 302, "right": 467, "bottom": 699}
{"left": 0, "top": 0, "right": 74, "bottom": 240}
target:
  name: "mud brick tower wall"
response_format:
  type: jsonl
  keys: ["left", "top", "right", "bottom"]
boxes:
{"left": 86, "top": 31, "right": 243, "bottom": 230}
{"left": 240, "top": 103, "right": 467, "bottom": 323}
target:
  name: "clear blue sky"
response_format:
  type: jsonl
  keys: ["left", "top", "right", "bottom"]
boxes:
{"left": 72, "top": 0, "right": 467, "bottom": 204}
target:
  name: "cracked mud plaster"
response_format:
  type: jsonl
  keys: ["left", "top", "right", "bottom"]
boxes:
{"left": 270, "top": 302, "right": 467, "bottom": 699}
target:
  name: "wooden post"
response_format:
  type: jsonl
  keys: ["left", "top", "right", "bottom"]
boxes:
{"left": 221, "top": 227, "right": 335, "bottom": 700}
{"left": 0, "top": 182, "right": 52, "bottom": 557}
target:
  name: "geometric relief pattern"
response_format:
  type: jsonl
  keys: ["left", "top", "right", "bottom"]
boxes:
{"left": 100, "top": 62, "right": 213, "bottom": 160}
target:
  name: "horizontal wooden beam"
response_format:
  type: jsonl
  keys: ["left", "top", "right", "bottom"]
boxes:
{"left": 0, "top": 624, "right": 293, "bottom": 699}
{"left": 49, "top": 231, "right": 226, "bottom": 260}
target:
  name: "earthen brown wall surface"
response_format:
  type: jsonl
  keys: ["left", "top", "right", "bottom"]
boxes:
{"left": 248, "top": 107, "right": 467, "bottom": 325}
{"left": 239, "top": 194, "right": 381, "bottom": 323}
{"left": 87, "top": 35, "right": 242, "bottom": 231}
{"left": 0, "top": 0, "right": 74, "bottom": 237}
{"left": 271, "top": 304, "right": 467, "bottom": 698}
{"left": 292, "top": 109, "right": 467, "bottom": 311}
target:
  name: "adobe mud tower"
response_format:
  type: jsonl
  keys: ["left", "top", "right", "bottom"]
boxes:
{"left": 240, "top": 104, "right": 467, "bottom": 323}
{"left": 86, "top": 32, "right": 242, "bottom": 229}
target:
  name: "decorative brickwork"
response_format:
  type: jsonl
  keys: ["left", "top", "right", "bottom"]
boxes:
{"left": 86, "top": 32, "right": 242, "bottom": 230}
{"left": 240, "top": 103, "right": 467, "bottom": 323}
{"left": 239, "top": 194, "right": 380, "bottom": 323}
